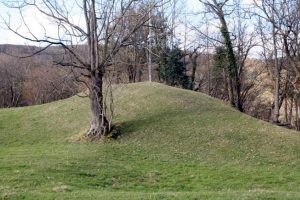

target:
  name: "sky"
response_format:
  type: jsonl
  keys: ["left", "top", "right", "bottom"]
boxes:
{"left": 0, "top": 0, "right": 86, "bottom": 45}
{"left": 0, "top": 0, "right": 260, "bottom": 58}
{"left": 0, "top": 0, "right": 202, "bottom": 45}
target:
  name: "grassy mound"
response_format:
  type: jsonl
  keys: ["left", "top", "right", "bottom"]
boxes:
{"left": 1, "top": 82, "right": 300, "bottom": 199}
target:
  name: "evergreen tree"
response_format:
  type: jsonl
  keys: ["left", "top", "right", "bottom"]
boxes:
{"left": 157, "top": 46, "right": 189, "bottom": 88}
{"left": 211, "top": 46, "right": 232, "bottom": 101}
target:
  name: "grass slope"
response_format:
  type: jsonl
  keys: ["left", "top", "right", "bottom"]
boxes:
{"left": 1, "top": 82, "right": 300, "bottom": 200}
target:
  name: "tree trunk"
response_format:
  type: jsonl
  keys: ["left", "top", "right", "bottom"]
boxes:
{"left": 295, "top": 97, "right": 300, "bottom": 130}
{"left": 190, "top": 54, "right": 198, "bottom": 90}
{"left": 138, "top": 67, "right": 143, "bottom": 82}
{"left": 86, "top": 0, "right": 110, "bottom": 139}
{"left": 227, "top": 76, "right": 235, "bottom": 107}
{"left": 87, "top": 74, "right": 110, "bottom": 139}
{"left": 289, "top": 98, "right": 293, "bottom": 125}
{"left": 285, "top": 97, "right": 288, "bottom": 123}
{"left": 272, "top": 10, "right": 280, "bottom": 123}
{"left": 10, "top": 85, "right": 14, "bottom": 108}
{"left": 219, "top": 15, "right": 242, "bottom": 111}
{"left": 234, "top": 78, "right": 243, "bottom": 112}
{"left": 207, "top": 54, "right": 211, "bottom": 96}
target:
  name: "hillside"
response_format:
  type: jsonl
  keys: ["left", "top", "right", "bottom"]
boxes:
{"left": 1, "top": 82, "right": 300, "bottom": 199}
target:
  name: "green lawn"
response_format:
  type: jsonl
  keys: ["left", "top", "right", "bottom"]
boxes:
{"left": 1, "top": 82, "right": 300, "bottom": 199}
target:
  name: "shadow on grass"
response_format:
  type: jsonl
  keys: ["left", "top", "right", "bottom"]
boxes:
{"left": 118, "top": 109, "right": 194, "bottom": 137}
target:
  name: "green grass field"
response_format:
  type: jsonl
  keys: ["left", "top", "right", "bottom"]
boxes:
{"left": 1, "top": 82, "right": 300, "bottom": 199}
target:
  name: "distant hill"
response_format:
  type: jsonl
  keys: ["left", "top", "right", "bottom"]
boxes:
{"left": 0, "top": 44, "right": 70, "bottom": 60}
{"left": 1, "top": 82, "right": 300, "bottom": 199}
{"left": 0, "top": 44, "right": 81, "bottom": 108}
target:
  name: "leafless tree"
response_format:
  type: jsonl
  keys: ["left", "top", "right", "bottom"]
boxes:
{"left": 254, "top": 0, "right": 283, "bottom": 123}
{"left": 255, "top": 0, "right": 300, "bottom": 127}
{"left": 2, "top": 0, "right": 160, "bottom": 139}
{"left": 0, "top": 55, "right": 25, "bottom": 107}
{"left": 197, "top": 0, "right": 256, "bottom": 112}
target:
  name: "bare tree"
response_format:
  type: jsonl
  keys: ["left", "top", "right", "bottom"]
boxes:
{"left": 197, "top": 0, "right": 256, "bottom": 112}
{"left": 0, "top": 55, "right": 25, "bottom": 107}
{"left": 2, "top": 0, "right": 159, "bottom": 139}
{"left": 255, "top": 0, "right": 300, "bottom": 127}
{"left": 254, "top": 0, "right": 283, "bottom": 123}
